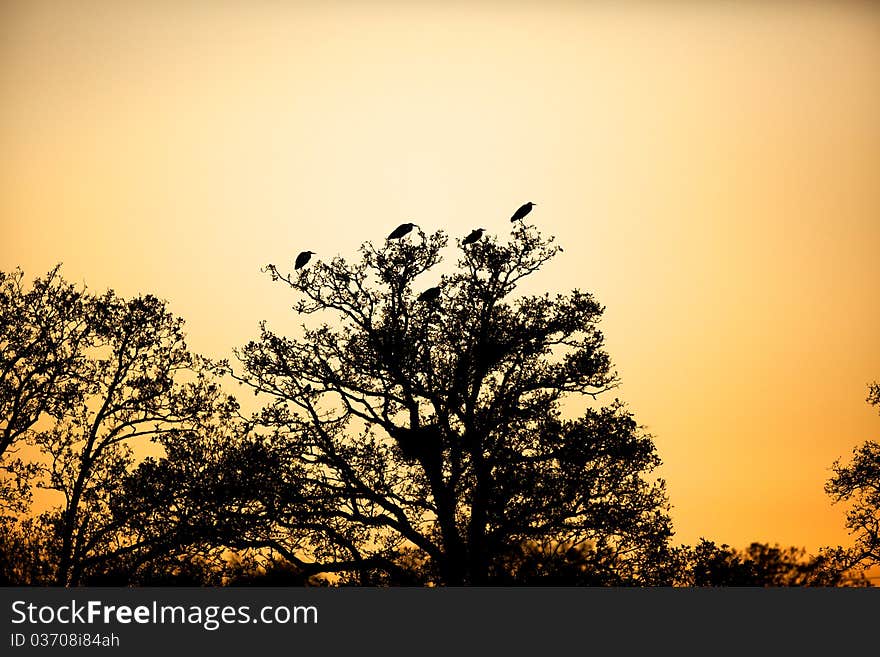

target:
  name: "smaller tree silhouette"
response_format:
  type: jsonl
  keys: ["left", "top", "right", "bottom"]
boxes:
{"left": 108, "top": 418, "right": 280, "bottom": 584}
{"left": 32, "top": 291, "right": 235, "bottom": 586}
{"left": 0, "top": 266, "right": 91, "bottom": 513}
{"left": 825, "top": 382, "right": 880, "bottom": 574}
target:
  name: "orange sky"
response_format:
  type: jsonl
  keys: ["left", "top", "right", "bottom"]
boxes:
{"left": 2, "top": 1, "right": 879, "bottom": 553}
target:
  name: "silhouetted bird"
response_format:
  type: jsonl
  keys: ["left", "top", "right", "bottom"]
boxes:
{"left": 387, "top": 222, "right": 417, "bottom": 240}
{"left": 510, "top": 202, "right": 536, "bottom": 222}
{"left": 417, "top": 286, "right": 442, "bottom": 302}
{"left": 295, "top": 251, "right": 315, "bottom": 270}
{"left": 462, "top": 228, "right": 486, "bottom": 245}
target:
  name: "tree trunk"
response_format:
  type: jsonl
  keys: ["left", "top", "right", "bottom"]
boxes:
{"left": 467, "top": 450, "right": 490, "bottom": 585}
{"left": 56, "top": 451, "right": 93, "bottom": 586}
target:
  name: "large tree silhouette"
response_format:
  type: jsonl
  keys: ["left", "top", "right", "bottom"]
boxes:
{"left": 233, "top": 224, "right": 672, "bottom": 585}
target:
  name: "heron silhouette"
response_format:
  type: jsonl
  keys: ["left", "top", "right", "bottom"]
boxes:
{"left": 417, "top": 285, "right": 442, "bottom": 302}
{"left": 510, "top": 202, "right": 536, "bottom": 223}
{"left": 387, "top": 222, "right": 418, "bottom": 240}
{"left": 462, "top": 228, "right": 486, "bottom": 245}
{"left": 295, "top": 251, "right": 315, "bottom": 270}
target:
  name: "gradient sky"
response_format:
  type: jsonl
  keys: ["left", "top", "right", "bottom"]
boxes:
{"left": 2, "top": 1, "right": 879, "bottom": 553}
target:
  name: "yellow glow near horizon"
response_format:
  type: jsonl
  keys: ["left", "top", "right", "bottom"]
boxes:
{"left": 2, "top": 1, "right": 879, "bottom": 553}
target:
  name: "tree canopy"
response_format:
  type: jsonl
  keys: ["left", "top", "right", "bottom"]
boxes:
{"left": 229, "top": 224, "right": 672, "bottom": 584}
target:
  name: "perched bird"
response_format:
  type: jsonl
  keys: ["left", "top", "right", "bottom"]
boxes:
{"left": 462, "top": 228, "right": 486, "bottom": 246}
{"left": 295, "top": 251, "right": 315, "bottom": 270}
{"left": 417, "top": 286, "right": 442, "bottom": 303}
{"left": 510, "top": 202, "right": 536, "bottom": 223}
{"left": 387, "top": 222, "right": 417, "bottom": 240}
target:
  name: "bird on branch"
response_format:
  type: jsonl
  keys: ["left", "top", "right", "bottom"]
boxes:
{"left": 387, "top": 222, "right": 418, "bottom": 240}
{"left": 295, "top": 251, "right": 316, "bottom": 270}
{"left": 510, "top": 202, "right": 536, "bottom": 223}
{"left": 462, "top": 228, "right": 486, "bottom": 245}
{"left": 417, "top": 286, "right": 442, "bottom": 303}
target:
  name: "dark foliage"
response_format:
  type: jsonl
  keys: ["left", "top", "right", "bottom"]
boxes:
{"left": 676, "top": 540, "right": 866, "bottom": 587}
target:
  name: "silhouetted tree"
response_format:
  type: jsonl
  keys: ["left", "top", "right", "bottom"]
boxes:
{"left": 31, "top": 291, "right": 235, "bottom": 585}
{"left": 104, "top": 417, "right": 280, "bottom": 584}
{"left": 231, "top": 224, "right": 672, "bottom": 585}
{"left": 824, "top": 382, "right": 880, "bottom": 574}
{"left": 0, "top": 266, "right": 90, "bottom": 513}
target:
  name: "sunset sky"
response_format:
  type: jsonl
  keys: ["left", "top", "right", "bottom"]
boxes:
{"left": 2, "top": 1, "right": 879, "bottom": 554}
